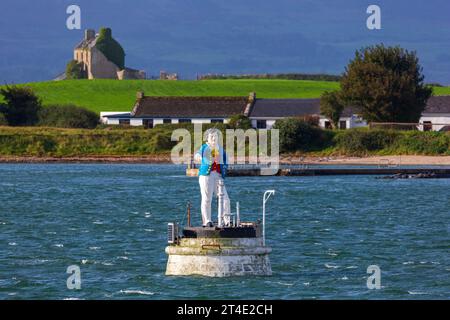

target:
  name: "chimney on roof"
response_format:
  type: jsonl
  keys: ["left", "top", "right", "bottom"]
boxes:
{"left": 244, "top": 92, "right": 256, "bottom": 117}
{"left": 85, "top": 29, "right": 95, "bottom": 41}
{"left": 136, "top": 91, "right": 145, "bottom": 99}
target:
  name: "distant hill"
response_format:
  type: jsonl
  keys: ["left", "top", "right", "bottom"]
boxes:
{"left": 2, "top": 79, "right": 449, "bottom": 114}
{"left": 198, "top": 73, "right": 342, "bottom": 81}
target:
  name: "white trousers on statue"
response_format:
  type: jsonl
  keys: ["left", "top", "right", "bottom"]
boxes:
{"left": 199, "top": 171, "right": 231, "bottom": 226}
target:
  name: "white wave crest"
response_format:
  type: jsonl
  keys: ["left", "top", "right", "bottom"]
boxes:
{"left": 120, "top": 290, "right": 154, "bottom": 296}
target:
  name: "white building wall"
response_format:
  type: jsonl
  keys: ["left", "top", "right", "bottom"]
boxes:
{"left": 318, "top": 116, "right": 367, "bottom": 129}
{"left": 102, "top": 116, "right": 231, "bottom": 126}
{"left": 419, "top": 114, "right": 450, "bottom": 131}
{"left": 266, "top": 120, "right": 276, "bottom": 129}
{"left": 350, "top": 116, "right": 368, "bottom": 128}
{"left": 250, "top": 119, "right": 278, "bottom": 129}
{"left": 107, "top": 119, "right": 120, "bottom": 125}
{"left": 192, "top": 119, "right": 211, "bottom": 124}
{"left": 100, "top": 111, "right": 129, "bottom": 124}
{"left": 318, "top": 118, "right": 328, "bottom": 128}
{"left": 130, "top": 119, "right": 143, "bottom": 126}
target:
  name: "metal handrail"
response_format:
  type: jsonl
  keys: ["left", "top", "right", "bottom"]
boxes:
{"left": 262, "top": 190, "right": 275, "bottom": 246}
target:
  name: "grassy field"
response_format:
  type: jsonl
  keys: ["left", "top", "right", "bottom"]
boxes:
{"left": 432, "top": 86, "right": 450, "bottom": 96}
{"left": 3, "top": 79, "right": 340, "bottom": 113}
{"left": 2, "top": 79, "right": 449, "bottom": 114}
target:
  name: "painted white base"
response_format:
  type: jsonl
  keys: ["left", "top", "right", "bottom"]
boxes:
{"left": 165, "top": 237, "right": 272, "bottom": 277}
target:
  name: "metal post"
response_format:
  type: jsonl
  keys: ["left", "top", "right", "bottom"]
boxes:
{"left": 262, "top": 190, "right": 275, "bottom": 246}
{"left": 187, "top": 201, "right": 191, "bottom": 227}
{"left": 236, "top": 201, "right": 240, "bottom": 227}
{"left": 218, "top": 180, "right": 224, "bottom": 227}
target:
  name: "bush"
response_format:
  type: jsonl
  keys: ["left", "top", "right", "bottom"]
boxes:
{"left": 227, "top": 114, "right": 252, "bottom": 130}
{"left": 0, "top": 112, "right": 8, "bottom": 126}
{"left": 38, "top": 105, "right": 99, "bottom": 129}
{"left": 66, "top": 60, "right": 86, "bottom": 79}
{"left": 334, "top": 129, "right": 400, "bottom": 155}
{"left": 150, "top": 133, "right": 175, "bottom": 152}
{"left": 0, "top": 85, "right": 41, "bottom": 126}
{"left": 273, "top": 117, "right": 330, "bottom": 152}
{"left": 95, "top": 27, "right": 125, "bottom": 69}
{"left": 392, "top": 131, "right": 450, "bottom": 155}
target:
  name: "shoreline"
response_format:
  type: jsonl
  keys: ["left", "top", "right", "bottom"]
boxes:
{"left": 1, "top": 155, "right": 450, "bottom": 165}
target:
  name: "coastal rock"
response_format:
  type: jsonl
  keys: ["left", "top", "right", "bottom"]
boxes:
{"left": 380, "top": 172, "right": 450, "bottom": 179}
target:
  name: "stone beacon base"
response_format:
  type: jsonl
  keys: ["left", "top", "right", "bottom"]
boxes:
{"left": 165, "top": 225, "right": 272, "bottom": 277}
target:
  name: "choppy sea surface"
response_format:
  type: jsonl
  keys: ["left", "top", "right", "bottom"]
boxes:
{"left": 0, "top": 164, "right": 448, "bottom": 299}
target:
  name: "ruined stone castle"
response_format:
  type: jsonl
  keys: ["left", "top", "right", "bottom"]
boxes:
{"left": 74, "top": 28, "right": 146, "bottom": 80}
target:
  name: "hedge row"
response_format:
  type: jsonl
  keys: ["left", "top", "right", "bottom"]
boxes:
{"left": 0, "top": 124, "right": 448, "bottom": 157}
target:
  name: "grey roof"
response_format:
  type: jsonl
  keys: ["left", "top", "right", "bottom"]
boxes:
{"left": 104, "top": 96, "right": 450, "bottom": 120}
{"left": 105, "top": 113, "right": 131, "bottom": 118}
{"left": 250, "top": 96, "right": 450, "bottom": 118}
{"left": 424, "top": 96, "right": 450, "bottom": 113}
{"left": 249, "top": 99, "right": 320, "bottom": 118}
{"left": 249, "top": 99, "right": 355, "bottom": 118}
{"left": 131, "top": 96, "right": 248, "bottom": 118}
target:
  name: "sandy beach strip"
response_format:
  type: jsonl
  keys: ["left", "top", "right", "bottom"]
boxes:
{"left": 0, "top": 155, "right": 449, "bottom": 165}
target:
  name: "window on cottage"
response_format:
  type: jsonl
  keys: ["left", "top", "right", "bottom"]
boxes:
{"left": 256, "top": 120, "right": 267, "bottom": 129}
{"left": 211, "top": 119, "right": 223, "bottom": 123}
{"left": 339, "top": 121, "right": 347, "bottom": 129}
{"left": 119, "top": 119, "right": 130, "bottom": 126}
{"left": 423, "top": 121, "right": 432, "bottom": 131}
{"left": 179, "top": 119, "right": 191, "bottom": 123}
{"left": 163, "top": 119, "right": 172, "bottom": 124}
{"left": 143, "top": 119, "right": 153, "bottom": 129}
{"left": 324, "top": 121, "right": 332, "bottom": 129}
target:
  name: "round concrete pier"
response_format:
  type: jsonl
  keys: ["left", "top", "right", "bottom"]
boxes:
{"left": 165, "top": 237, "right": 272, "bottom": 277}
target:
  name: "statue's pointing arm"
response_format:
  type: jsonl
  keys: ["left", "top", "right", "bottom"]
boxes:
{"left": 194, "top": 145, "right": 204, "bottom": 163}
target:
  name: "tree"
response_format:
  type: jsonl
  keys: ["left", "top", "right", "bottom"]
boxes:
{"left": 320, "top": 90, "right": 345, "bottom": 129}
{"left": 0, "top": 85, "right": 41, "bottom": 126}
{"left": 66, "top": 60, "right": 86, "bottom": 79}
{"left": 341, "top": 44, "right": 432, "bottom": 123}
{"left": 228, "top": 114, "right": 252, "bottom": 130}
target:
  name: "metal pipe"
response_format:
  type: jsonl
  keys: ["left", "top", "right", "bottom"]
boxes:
{"left": 187, "top": 201, "right": 191, "bottom": 227}
{"left": 262, "top": 190, "right": 275, "bottom": 246}
{"left": 217, "top": 180, "right": 224, "bottom": 227}
{"left": 236, "top": 201, "right": 240, "bottom": 227}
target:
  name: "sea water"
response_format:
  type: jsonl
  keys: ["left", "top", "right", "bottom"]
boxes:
{"left": 0, "top": 164, "right": 448, "bottom": 299}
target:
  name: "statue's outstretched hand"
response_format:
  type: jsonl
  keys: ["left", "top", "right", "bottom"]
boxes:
{"left": 194, "top": 153, "right": 202, "bottom": 164}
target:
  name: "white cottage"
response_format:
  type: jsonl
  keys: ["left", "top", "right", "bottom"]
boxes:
{"left": 100, "top": 92, "right": 450, "bottom": 131}
{"left": 247, "top": 98, "right": 366, "bottom": 130}
{"left": 419, "top": 96, "right": 450, "bottom": 131}
{"left": 101, "top": 91, "right": 252, "bottom": 128}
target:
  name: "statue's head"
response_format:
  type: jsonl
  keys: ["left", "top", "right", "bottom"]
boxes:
{"left": 205, "top": 128, "right": 220, "bottom": 149}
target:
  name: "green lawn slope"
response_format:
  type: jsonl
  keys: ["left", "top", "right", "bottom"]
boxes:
{"left": 2, "top": 79, "right": 449, "bottom": 114}
{"left": 6, "top": 79, "right": 340, "bottom": 113}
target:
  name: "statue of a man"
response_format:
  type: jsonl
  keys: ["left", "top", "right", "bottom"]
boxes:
{"left": 194, "top": 129, "right": 230, "bottom": 227}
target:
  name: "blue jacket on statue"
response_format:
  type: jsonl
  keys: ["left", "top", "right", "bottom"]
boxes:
{"left": 196, "top": 143, "right": 228, "bottom": 178}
